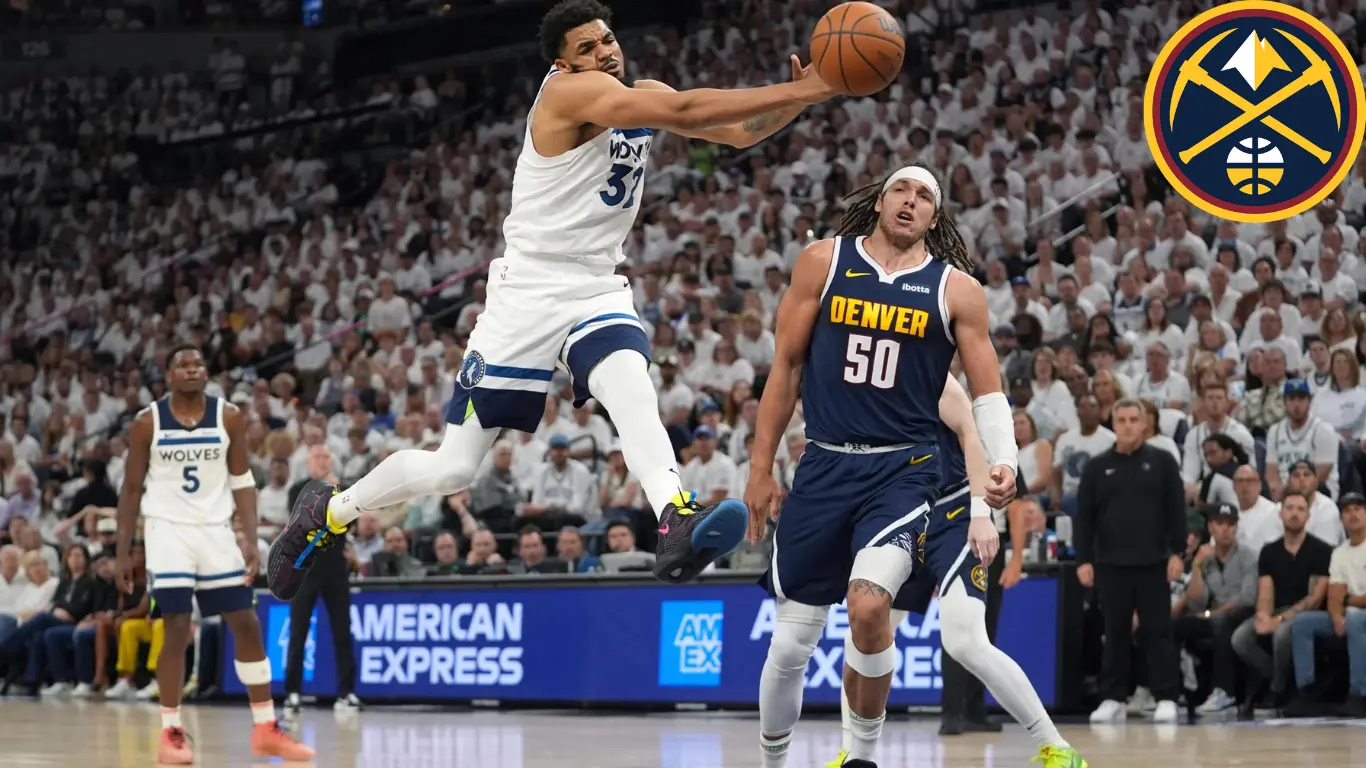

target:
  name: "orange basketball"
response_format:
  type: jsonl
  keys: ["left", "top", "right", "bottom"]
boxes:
{"left": 810, "top": 1, "right": 906, "bottom": 97}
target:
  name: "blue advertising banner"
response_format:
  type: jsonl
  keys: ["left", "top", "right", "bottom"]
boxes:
{"left": 224, "top": 578, "right": 1058, "bottom": 706}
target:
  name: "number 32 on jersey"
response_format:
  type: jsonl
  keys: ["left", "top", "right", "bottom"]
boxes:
{"left": 844, "top": 334, "right": 900, "bottom": 389}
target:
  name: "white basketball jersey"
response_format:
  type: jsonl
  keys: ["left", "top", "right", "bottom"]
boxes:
{"left": 501, "top": 68, "right": 654, "bottom": 268}
{"left": 141, "top": 396, "right": 235, "bottom": 525}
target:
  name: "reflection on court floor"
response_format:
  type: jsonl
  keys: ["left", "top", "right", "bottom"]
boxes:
{"left": 2, "top": 699, "right": 1365, "bottom": 767}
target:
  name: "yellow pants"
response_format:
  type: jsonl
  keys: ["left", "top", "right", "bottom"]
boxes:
{"left": 116, "top": 618, "right": 165, "bottom": 675}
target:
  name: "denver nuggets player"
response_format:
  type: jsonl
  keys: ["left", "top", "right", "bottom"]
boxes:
{"left": 269, "top": 0, "right": 838, "bottom": 597}
{"left": 825, "top": 377, "right": 1086, "bottom": 768}
{"left": 742, "top": 165, "right": 1020, "bottom": 768}
{"left": 115, "top": 345, "right": 313, "bottom": 764}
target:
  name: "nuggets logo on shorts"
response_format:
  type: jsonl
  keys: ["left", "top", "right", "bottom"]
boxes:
{"left": 458, "top": 350, "right": 486, "bottom": 390}
{"left": 916, "top": 532, "right": 926, "bottom": 563}
{"left": 970, "top": 564, "right": 987, "bottom": 592}
{"left": 1144, "top": 1, "right": 1365, "bottom": 222}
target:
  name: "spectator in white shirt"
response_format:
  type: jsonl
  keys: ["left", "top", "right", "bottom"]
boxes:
{"left": 561, "top": 402, "right": 614, "bottom": 464}
{"left": 257, "top": 457, "right": 292, "bottom": 539}
{"left": 1132, "top": 342, "right": 1193, "bottom": 411}
{"left": 367, "top": 274, "right": 413, "bottom": 335}
{"left": 0, "top": 545, "right": 25, "bottom": 640}
{"left": 1232, "top": 464, "right": 1284, "bottom": 553}
{"left": 1286, "top": 460, "right": 1346, "bottom": 546}
{"left": 1182, "top": 382, "right": 1257, "bottom": 496}
{"left": 524, "top": 435, "right": 596, "bottom": 528}
{"left": 1266, "top": 379, "right": 1342, "bottom": 500}
{"left": 682, "top": 425, "right": 737, "bottom": 506}
{"left": 734, "top": 310, "right": 776, "bottom": 374}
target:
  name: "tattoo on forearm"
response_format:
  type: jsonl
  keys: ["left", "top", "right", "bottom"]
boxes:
{"left": 742, "top": 109, "right": 781, "bottom": 134}
{"left": 849, "top": 579, "right": 890, "bottom": 598}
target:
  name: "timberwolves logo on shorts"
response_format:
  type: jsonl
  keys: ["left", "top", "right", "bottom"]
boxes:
{"left": 1144, "top": 1, "right": 1365, "bottom": 222}
{"left": 458, "top": 351, "right": 486, "bottom": 390}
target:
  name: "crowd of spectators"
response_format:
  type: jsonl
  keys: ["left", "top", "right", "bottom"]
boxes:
{"left": 1, "top": 0, "right": 1365, "bottom": 718}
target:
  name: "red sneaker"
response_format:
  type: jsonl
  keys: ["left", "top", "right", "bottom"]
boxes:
{"left": 251, "top": 721, "right": 317, "bottom": 760}
{"left": 157, "top": 727, "right": 195, "bottom": 765}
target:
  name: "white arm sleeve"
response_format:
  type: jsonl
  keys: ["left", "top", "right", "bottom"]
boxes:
{"left": 971, "top": 392, "right": 1018, "bottom": 474}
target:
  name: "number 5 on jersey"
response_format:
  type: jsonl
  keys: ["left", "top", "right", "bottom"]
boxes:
{"left": 844, "top": 333, "right": 900, "bottom": 389}
{"left": 182, "top": 465, "right": 199, "bottom": 493}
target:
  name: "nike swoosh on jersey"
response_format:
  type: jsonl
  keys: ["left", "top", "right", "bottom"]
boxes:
{"left": 845, "top": 269, "right": 872, "bottom": 278}
{"left": 909, "top": 453, "right": 933, "bottom": 465}
{"left": 945, "top": 506, "right": 965, "bottom": 520}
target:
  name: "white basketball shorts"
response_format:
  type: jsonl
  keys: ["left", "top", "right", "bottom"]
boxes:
{"left": 145, "top": 517, "right": 253, "bottom": 616}
{"left": 444, "top": 253, "right": 650, "bottom": 432}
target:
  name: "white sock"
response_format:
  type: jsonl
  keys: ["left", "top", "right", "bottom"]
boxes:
{"left": 847, "top": 707, "right": 885, "bottom": 761}
{"left": 161, "top": 707, "right": 182, "bottom": 730}
{"left": 326, "top": 413, "right": 499, "bottom": 526}
{"left": 940, "top": 584, "right": 1068, "bottom": 749}
{"left": 588, "top": 350, "right": 685, "bottom": 519}
{"left": 840, "top": 687, "right": 853, "bottom": 752}
{"left": 760, "top": 734, "right": 791, "bottom": 768}
{"left": 250, "top": 700, "right": 275, "bottom": 725}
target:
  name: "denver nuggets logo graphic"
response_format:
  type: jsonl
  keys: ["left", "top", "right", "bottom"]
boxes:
{"left": 1145, "top": 1, "right": 1365, "bottom": 222}
{"left": 916, "top": 532, "right": 926, "bottom": 563}
{"left": 970, "top": 564, "right": 987, "bottom": 592}
{"left": 458, "top": 350, "right": 486, "bottom": 390}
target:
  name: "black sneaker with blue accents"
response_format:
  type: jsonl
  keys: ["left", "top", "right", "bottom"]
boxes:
{"left": 652, "top": 491, "right": 748, "bottom": 584}
{"left": 267, "top": 480, "right": 347, "bottom": 600}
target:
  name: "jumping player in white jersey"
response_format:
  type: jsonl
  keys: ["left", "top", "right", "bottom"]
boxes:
{"left": 115, "top": 345, "right": 314, "bottom": 765}
{"left": 267, "top": 0, "right": 837, "bottom": 599}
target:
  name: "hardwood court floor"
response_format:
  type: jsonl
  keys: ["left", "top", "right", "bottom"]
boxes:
{"left": 2, "top": 698, "right": 1365, "bottom": 766}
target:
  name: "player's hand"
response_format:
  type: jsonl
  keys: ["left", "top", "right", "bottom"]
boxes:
{"left": 114, "top": 554, "right": 135, "bottom": 594}
{"left": 1076, "top": 562, "right": 1094, "bottom": 588}
{"left": 1334, "top": 615, "right": 1348, "bottom": 636}
{"left": 1000, "top": 556, "right": 1022, "bottom": 589}
{"left": 968, "top": 516, "right": 999, "bottom": 565}
{"left": 241, "top": 541, "right": 260, "bottom": 585}
{"left": 1167, "top": 554, "right": 1184, "bottom": 582}
{"left": 789, "top": 54, "right": 837, "bottom": 103}
{"left": 985, "top": 465, "right": 1017, "bottom": 509}
{"left": 744, "top": 472, "right": 783, "bottom": 543}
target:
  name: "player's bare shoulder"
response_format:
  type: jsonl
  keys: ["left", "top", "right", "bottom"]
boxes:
{"left": 790, "top": 238, "right": 837, "bottom": 289}
{"left": 128, "top": 406, "right": 156, "bottom": 446}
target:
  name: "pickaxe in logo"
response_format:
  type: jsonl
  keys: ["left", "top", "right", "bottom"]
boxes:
{"left": 1171, "top": 28, "right": 1342, "bottom": 165}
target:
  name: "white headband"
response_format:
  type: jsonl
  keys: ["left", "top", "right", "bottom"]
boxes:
{"left": 882, "top": 166, "right": 942, "bottom": 210}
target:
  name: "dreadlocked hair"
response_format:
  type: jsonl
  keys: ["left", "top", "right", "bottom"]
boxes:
{"left": 835, "top": 166, "right": 976, "bottom": 274}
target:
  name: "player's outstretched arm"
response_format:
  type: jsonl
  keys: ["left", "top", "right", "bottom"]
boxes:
{"left": 114, "top": 411, "right": 153, "bottom": 594}
{"left": 545, "top": 68, "right": 833, "bottom": 135}
{"left": 947, "top": 270, "right": 1017, "bottom": 502}
{"left": 224, "top": 403, "right": 261, "bottom": 580}
{"left": 634, "top": 55, "right": 820, "bottom": 148}
{"left": 744, "top": 239, "right": 833, "bottom": 542}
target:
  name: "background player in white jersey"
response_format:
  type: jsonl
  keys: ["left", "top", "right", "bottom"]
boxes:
{"left": 268, "top": 0, "right": 837, "bottom": 598}
{"left": 115, "top": 345, "right": 313, "bottom": 765}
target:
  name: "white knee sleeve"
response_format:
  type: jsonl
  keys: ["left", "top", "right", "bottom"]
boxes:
{"left": 849, "top": 545, "right": 915, "bottom": 596}
{"left": 938, "top": 579, "right": 990, "bottom": 662}
{"left": 760, "top": 600, "right": 828, "bottom": 737}
{"left": 765, "top": 601, "right": 828, "bottom": 669}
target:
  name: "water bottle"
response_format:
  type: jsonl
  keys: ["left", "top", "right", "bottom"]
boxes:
{"left": 1055, "top": 515, "right": 1073, "bottom": 549}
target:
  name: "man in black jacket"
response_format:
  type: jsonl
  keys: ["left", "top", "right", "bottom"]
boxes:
{"left": 1074, "top": 398, "right": 1186, "bottom": 724}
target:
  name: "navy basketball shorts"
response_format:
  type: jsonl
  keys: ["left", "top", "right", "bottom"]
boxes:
{"left": 761, "top": 444, "right": 941, "bottom": 607}
{"left": 892, "top": 480, "right": 987, "bottom": 614}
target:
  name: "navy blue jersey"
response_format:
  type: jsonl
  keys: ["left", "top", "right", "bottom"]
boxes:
{"left": 801, "top": 236, "right": 958, "bottom": 447}
{"left": 937, "top": 422, "right": 967, "bottom": 490}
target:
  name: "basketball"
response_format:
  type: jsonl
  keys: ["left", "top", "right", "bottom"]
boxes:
{"left": 811, "top": 1, "right": 906, "bottom": 97}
